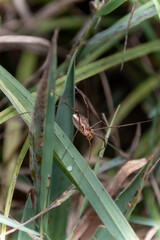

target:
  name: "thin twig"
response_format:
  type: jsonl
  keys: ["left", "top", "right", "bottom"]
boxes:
{"left": 121, "top": 0, "right": 137, "bottom": 71}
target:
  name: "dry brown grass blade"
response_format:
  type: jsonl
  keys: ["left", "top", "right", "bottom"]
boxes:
{"left": 106, "top": 158, "right": 147, "bottom": 197}
{"left": 0, "top": 35, "right": 50, "bottom": 53}
{"left": 144, "top": 226, "right": 159, "bottom": 240}
{"left": 71, "top": 208, "right": 100, "bottom": 240}
{"left": 144, "top": 155, "right": 160, "bottom": 181}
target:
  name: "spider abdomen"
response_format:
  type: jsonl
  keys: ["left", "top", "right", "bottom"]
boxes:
{"left": 72, "top": 113, "right": 94, "bottom": 141}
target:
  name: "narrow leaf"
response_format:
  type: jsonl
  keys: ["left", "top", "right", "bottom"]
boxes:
{"left": 18, "top": 196, "right": 35, "bottom": 240}
{"left": 48, "top": 50, "right": 76, "bottom": 240}
{"left": 40, "top": 32, "right": 57, "bottom": 212}
{"left": 0, "top": 214, "right": 39, "bottom": 237}
{"left": 56, "top": 50, "right": 76, "bottom": 139}
{"left": 96, "top": 0, "right": 127, "bottom": 17}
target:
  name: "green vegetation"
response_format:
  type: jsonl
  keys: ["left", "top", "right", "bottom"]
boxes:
{"left": 0, "top": 1, "right": 160, "bottom": 239}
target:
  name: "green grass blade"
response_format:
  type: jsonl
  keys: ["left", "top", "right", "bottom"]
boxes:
{"left": 29, "top": 71, "right": 48, "bottom": 216}
{"left": 99, "top": 156, "right": 126, "bottom": 173}
{"left": 0, "top": 106, "right": 18, "bottom": 124}
{"left": 0, "top": 214, "right": 39, "bottom": 237}
{"left": 79, "top": 2, "right": 155, "bottom": 64}
{"left": 78, "top": 33, "right": 124, "bottom": 67}
{"left": 152, "top": 0, "right": 160, "bottom": 19}
{"left": 88, "top": 1, "right": 155, "bottom": 43}
{"left": 91, "top": 226, "right": 110, "bottom": 240}
{"left": 38, "top": 16, "right": 86, "bottom": 32}
{"left": 56, "top": 50, "right": 76, "bottom": 139}
{"left": 40, "top": 34, "right": 57, "bottom": 213}
{"left": 130, "top": 216, "right": 160, "bottom": 227}
{"left": 116, "top": 160, "right": 153, "bottom": 219}
{"left": 48, "top": 51, "right": 76, "bottom": 240}
{"left": 18, "top": 196, "right": 35, "bottom": 240}
{"left": 1, "top": 137, "right": 29, "bottom": 236}
{"left": 29, "top": 34, "right": 58, "bottom": 237}
{"left": 56, "top": 40, "right": 160, "bottom": 88}
{"left": 0, "top": 65, "right": 33, "bottom": 125}
{"left": 96, "top": 0, "right": 127, "bottom": 17}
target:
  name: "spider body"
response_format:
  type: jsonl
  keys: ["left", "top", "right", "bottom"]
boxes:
{"left": 72, "top": 113, "right": 94, "bottom": 142}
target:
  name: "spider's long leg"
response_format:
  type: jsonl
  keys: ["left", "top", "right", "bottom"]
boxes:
{"left": 75, "top": 86, "right": 90, "bottom": 122}
{"left": 90, "top": 120, "right": 104, "bottom": 129}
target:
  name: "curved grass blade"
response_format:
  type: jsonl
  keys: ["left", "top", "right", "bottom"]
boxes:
{"left": 88, "top": 1, "right": 156, "bottom": 44}
{"left": 0, "top": 106, "right": 19, "bottom": 124}
{"left": 79, "top": 2, "right": 155, "bottom": 66}
{"left": 0, "top": 65, "right": 33, "bottom": 125}
{"left": 96, "top": 0, "right": 127, "bottom": 17}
